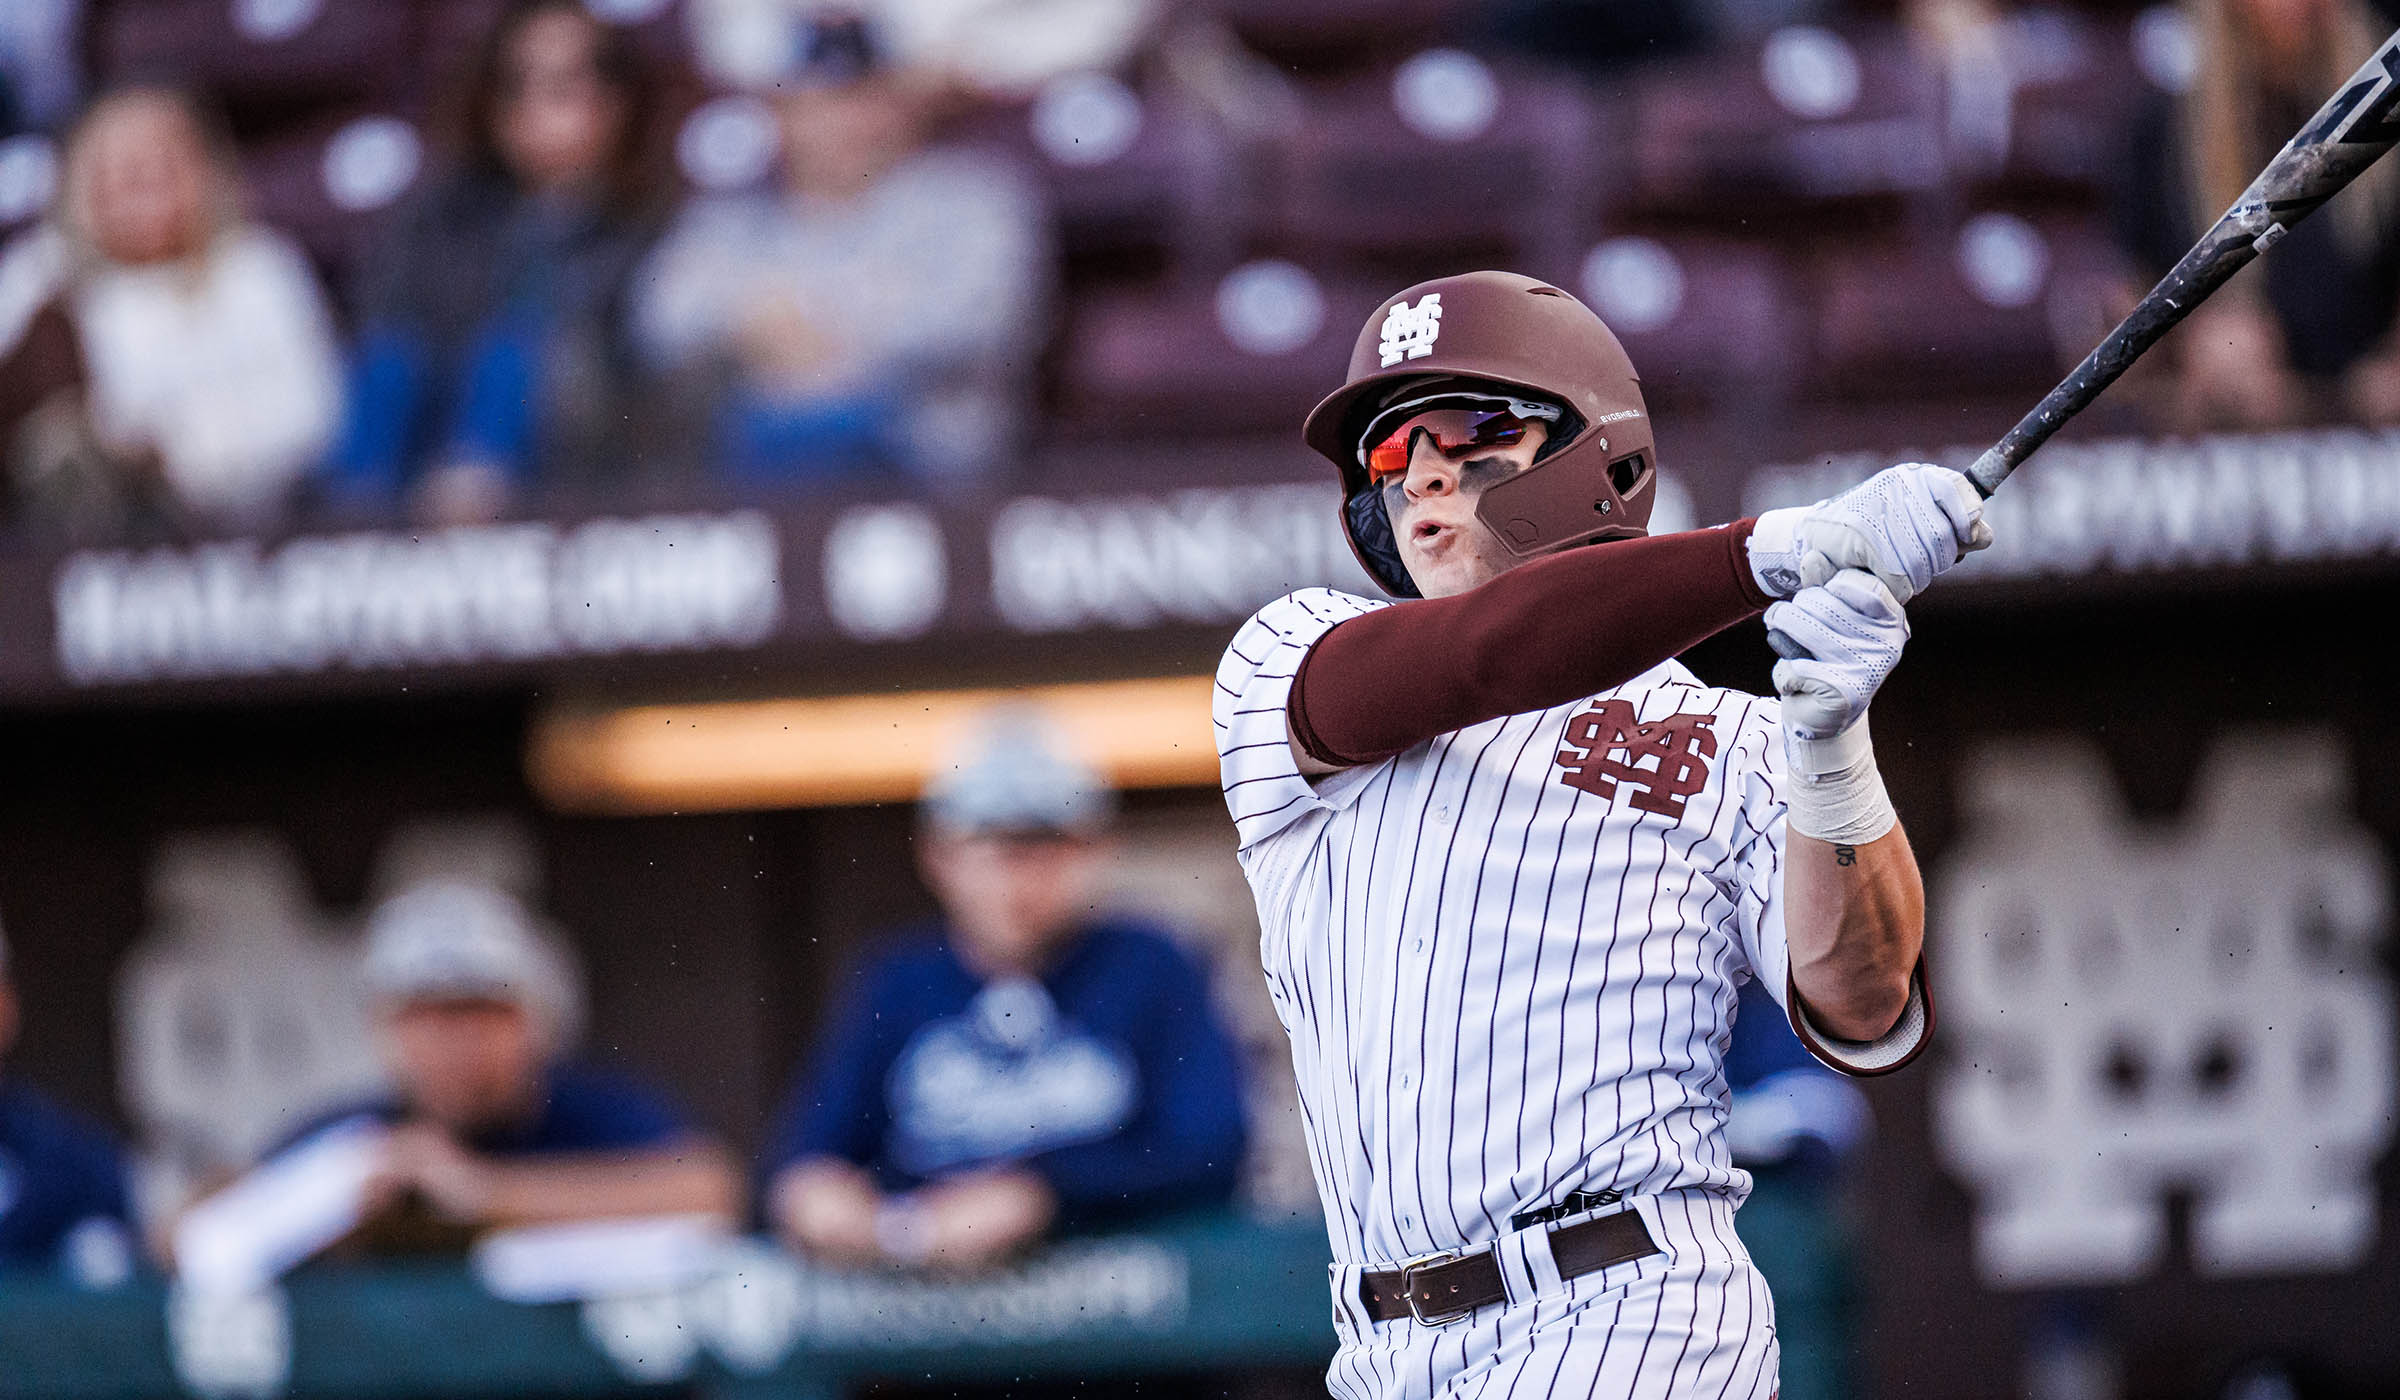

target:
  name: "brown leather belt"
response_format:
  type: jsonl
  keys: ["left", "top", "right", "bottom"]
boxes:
{"left": 1358, "top": 1205, "right": 1659, "bottom": 1325}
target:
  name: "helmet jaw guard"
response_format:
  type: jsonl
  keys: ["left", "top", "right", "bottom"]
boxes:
{"left": 1472, "top": 428, "right": 1656, "bottom": 561}
{"left": 1304, "top": 271, "right": 1658, "bottom": 599}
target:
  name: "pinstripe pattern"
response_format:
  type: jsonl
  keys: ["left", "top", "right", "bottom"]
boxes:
{"left": 1320, "top": 1192, "right": 1781, "bottom": 1400}
{"left": 1217, "top": 588, "right": 1856, "bottom": 1399}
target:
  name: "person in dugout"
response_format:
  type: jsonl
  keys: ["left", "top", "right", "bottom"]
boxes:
{"left": 764, "top": 711, "right": 1250, "bottom": 1272}
{"left": 184, "top": 881, "right": 737, "bottom": 1262}
{"left": 0, "top": 919, "right": 137, "bottom": 1282}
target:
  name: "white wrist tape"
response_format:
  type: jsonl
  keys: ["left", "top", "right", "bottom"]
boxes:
{"left": 1782, "top": 714, "right": 1897, "bottom": 844}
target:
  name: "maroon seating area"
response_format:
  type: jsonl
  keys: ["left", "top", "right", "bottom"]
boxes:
{"left": 61, "top": 0, "right": 2159, "bottom": 454}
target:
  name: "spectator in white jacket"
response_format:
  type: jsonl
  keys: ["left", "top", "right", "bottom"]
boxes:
{"left": 0, "top": 87, "right": 342, "bottom": 534}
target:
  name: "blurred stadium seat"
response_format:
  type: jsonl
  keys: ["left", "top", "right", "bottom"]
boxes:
{"left": 1196, "top": 0, "right": 1477, "bottom": 72}
{"left": 1566, "top": 233, "right": 1806, "bottom": 414}
{"left": 964, "top": 76, "right": 1252, "bottom": 272}
{"left": 1624, "top": 23, "right": 1945, "bottom": 228}
{"left": 243, "top": 110, "right": 428, "bottom": 274}
{"left": 1266, "top": 50, "right": 1607, "bottom": 272}
{"left": 1053, "top": 260, "right": 1378, "bottom": 433}
{"left": 1806, "top": 208, "right": 2123, "bottom": 403}
{"left": 90, "top": 0, "right": 421, "bottom": 121}
{"left": 1951, "top": 9, "right": 2154, "bottom": 207}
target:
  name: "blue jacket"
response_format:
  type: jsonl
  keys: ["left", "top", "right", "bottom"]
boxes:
{"left": 276, "top": 1061, "right": 693, "bottom": 1159}
{"left": 766, "top": 920, "right": 1249, "bottom": 1230}
{"left": 0, "top": 1081, "right": 132, "bottom": 1271}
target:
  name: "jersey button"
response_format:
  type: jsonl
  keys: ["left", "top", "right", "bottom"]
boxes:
{"left": 1434, "top": 804, "right": 1453, "bottom": 824}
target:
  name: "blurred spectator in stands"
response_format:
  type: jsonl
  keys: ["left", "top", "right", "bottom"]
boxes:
{"left": 0, "top": 1, "right": 81, "bottom": 135}
{"left": 0, "top": 88, "right": 343, "bottom": 536}
{"left": 765, "top": 711, "right": 1246, "bottom": 1273}
{"left": 0, "top": 917, "right": 137, "bottom": 1282}
{"left": 332, "top": 0, "right": 668, "bottom": 522}
{"left": 178, "top": 883, "right": 735, "bottom": 1272}
{"left": 638, "top": 13, "right": 1049, "bottom": 488}
{"left": 2119, "top": 0, "right": 2400, "bottom": 428}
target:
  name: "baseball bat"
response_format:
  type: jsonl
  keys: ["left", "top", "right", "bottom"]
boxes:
{"left": 1964, "top": 26, "right": 2400, "bottom": 497}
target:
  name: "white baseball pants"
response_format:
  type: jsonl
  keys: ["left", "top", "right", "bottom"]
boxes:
{"left": 1324, "top": 1190, "right": 1780, "bottom": 1400}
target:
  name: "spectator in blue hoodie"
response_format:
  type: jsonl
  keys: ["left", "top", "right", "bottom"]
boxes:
{"left": 0, "top": 918, "right": 136, "bottom": 1282}
{"left": 765, "top": 711, "right": 1248, "bottom": 1273}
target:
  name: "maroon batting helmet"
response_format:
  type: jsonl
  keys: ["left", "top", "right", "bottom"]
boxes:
{"left": 1303, "top": 270, "right": 1658, "bottom": 598}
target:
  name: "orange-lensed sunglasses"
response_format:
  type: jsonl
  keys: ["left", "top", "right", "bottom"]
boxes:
{"left": 1358, "top": 396, "right": 1563, "bottom": 483}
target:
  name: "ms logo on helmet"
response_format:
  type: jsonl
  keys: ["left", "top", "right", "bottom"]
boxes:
{"left": 1378, "top": 294, "right": 1444, "bottom": 367}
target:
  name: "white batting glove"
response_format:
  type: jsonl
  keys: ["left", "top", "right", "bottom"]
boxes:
{"left": 1766, "top": 570, "right": 1906, "bottom": 843}
{"left": 1749, "top": 462, "right": 1993, "bottom": 603}
{"left": 1756, "top": 569, "right": 1900, "bottom": 744}
{"left": 1765, "top": 569, "right": 1908, "bottom": 741}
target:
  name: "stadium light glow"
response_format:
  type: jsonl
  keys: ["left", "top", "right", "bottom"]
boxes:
{"left": 527, "top": 676, "right": 1221, "bottom": 813}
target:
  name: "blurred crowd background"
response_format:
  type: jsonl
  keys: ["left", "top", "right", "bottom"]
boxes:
{"left": 2, "top": 2, "right": 2398, "bottom": 1399}
{"left": 1, "top": 0, "right": 2397, "bottom": 538}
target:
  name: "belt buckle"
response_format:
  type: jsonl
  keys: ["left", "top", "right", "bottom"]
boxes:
{"left": 1399, "top": 1246, "right": 1484, "bottom": 1326}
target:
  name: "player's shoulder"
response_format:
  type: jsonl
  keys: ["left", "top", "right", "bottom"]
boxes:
{"left": 1229, "top": 588, "right": 1385, "bottom": 651}
{"left": 1637, "top": 660, "right": 1766, "bottom": 708}
{"left": 1217, "top": 589, "right": 1386, "bottom": 695}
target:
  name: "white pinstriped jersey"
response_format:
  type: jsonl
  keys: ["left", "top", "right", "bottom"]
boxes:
{"left": 1216, "top": 588, "right": 1920, "bottom": 1278}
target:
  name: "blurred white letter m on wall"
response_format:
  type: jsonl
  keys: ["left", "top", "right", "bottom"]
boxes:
{"left": 1933, "top": 730, "right": 2394, "bottom": 1287}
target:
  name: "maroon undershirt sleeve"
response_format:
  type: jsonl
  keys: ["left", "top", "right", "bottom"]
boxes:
{"left": 1288, "top": 520, "right": 1774, "bottom": 767}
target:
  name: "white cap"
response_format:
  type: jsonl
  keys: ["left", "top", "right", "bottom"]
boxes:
{"left": 921, "top": 707, "right": 1113, "bottom": 838}
{"left": 362, "top": 882, "right": 578, "bottom": 1038}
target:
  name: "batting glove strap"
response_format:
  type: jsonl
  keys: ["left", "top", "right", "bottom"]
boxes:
{"left": 1746, "top": 505, "right": 1811, "bottom": 598}
{"left": 1782, "top": 716, "right": 1898, "bottom": 845}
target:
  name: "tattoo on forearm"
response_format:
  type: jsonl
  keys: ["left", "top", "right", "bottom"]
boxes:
{"left": 1833, "top": 844, "right": 1857, "bottom": 867}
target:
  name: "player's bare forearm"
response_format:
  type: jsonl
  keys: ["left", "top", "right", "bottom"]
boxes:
{"left": 1783, "top": 823, "right": 1924, "bottom": 1041}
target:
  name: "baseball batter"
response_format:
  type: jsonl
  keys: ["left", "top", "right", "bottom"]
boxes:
{"left": 1214, "top": 272, "right": 1991, "bottom": 1399}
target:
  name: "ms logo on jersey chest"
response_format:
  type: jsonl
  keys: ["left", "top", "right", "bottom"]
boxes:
{"left": 1554, "top": 699, "right": 1718, "bottom": 818}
